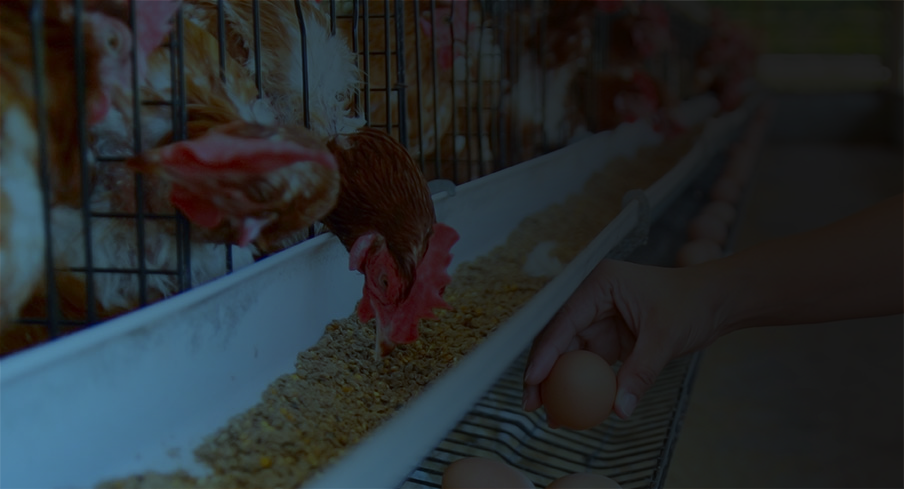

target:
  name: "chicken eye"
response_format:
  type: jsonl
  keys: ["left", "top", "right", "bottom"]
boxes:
{"left": 107, "top": 33, "right": 121, "bottom": 52}
{"left": 379, "top": 275, "right": 388, "bottom": 290}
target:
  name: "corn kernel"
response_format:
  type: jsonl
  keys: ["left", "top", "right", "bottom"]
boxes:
{"left": 259, "top": 456, "right": 272, "bottom": 468}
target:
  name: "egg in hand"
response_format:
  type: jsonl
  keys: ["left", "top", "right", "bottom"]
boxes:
{"left": 540, "top": 350, "right": 617, "bottom": 430}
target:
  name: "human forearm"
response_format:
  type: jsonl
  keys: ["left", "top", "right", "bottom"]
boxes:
{"left": 694, "top": 193, "right": 903, "bottom": 334}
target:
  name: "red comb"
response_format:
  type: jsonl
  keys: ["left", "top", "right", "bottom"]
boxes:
{"left": 136, "top": 0, "right": 182, "bottom": 57}
{"left": 349, "top": 233, "right": 378, "bottom": 273}
{"left": 386, "top": 222, "right": 459, "bottom": 344}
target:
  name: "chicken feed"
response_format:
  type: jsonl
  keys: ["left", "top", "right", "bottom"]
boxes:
{"left": 98, "top": 129, "right": 699, "bottom": 489}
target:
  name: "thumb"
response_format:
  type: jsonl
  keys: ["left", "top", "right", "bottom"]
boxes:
{"left": 613, "top": 335, "right": 671, "bottom": 420}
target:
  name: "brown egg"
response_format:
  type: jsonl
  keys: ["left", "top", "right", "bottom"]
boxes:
{"left": 676, "top": 239, "right": 722, "bottom": 267}
{"left": 700, "top": 201, "right": 737, "bottom": 225}
{"left": 442, "top": 457, "right": 534, "bottom": 489}
{"left": 540, "top": 350, "right": 616, "bottom": 430}
{"left": 710, "top": 176, "right": 742, "bottom": 204}
{"left": 547, "top": 472, "right": 622, "bottom": 488}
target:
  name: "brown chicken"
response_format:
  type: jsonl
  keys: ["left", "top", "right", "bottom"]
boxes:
{"left": 179, "top": 0, "right": 364, "bottom": 139}
{"left": 694, "top": 10, "right": 758, "bottom": 112}
{"left": 494, "top": 0, "right": 601, "bottom": 164}
{"left": 430, "top": 0, "right": 502, "bottom": 183}
{"left": 324, "top": 128, "right": 459, "bottom": 358}
{"left": 0, "top": 0, "right": 182, "bottom": 353}
{"left": 572, "top": 66, "right": 677, "bottom": 134}
{"left": 497, "top": 0, "right": 678, "bottom": 163}
{"left": 0, "top": 0, "right": 135, "bottom": 206}
{"left": 0, "top": 0, "right": 143, "bottom": 324}
{"left": 128, "top": 120, "right": 340, "bottom": 254}
{"left": 335, "top": 1, "right": 488, "bottom": 172}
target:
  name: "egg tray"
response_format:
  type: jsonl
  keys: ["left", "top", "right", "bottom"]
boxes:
{"left": 402, "top": 351, "right": 702, "bottom": 489}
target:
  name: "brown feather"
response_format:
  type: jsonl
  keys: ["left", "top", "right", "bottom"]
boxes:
{"left": 323, "top": 128, "right": 435, "bottom": 292}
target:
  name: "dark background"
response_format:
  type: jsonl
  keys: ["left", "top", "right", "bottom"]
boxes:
{"left": 663, "top": 2, "right": 903, "bottom": 487}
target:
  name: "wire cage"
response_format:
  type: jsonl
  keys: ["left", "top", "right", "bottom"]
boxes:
{"left": 1, "top": 0, "right": 736, "bottom": 357}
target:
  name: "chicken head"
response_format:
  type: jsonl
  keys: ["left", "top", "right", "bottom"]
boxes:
{"left": 128, "top": 122, "right": 340, "bottom": 250}
{"left": 82, "top": 0, "right": 183, "bottom": 123}
{"left": 351, "top": 223, "right": 459, "bottom": 357}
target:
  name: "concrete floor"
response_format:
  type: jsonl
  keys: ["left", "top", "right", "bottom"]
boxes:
{"left": 663, "top": 96, "right": 904, "bottom": 488}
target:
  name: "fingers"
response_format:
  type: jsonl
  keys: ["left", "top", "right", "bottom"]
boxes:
{"left": 522, "top": 383, "right": 541, "bottom": 412}
{"left": 612, "top": 332, "right": 671, "bottom": 419}
{"left": 523, "top": 273, "right": 613, "bottom": 386}
{"left": 522, "top": 333, "right": 579, "bottom": 412}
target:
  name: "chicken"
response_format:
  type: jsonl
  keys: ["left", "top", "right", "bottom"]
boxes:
{"left": 493, "top": 0, "right": 610, "bottom": 164}
{"left": 0, "top": 0, "right": 149, "bottom": 323}
{"left": 334, "top": 1, "right": 487, "bottom": 174}
{"left": 324, "top": 128, "right": 459, "bottom": 357}
{"left": 91, "top": 6, "right": 277, "bottom": 158}
{"left": 572, "top": 66, "right": 676, "bottom": 134}
{"left": 694, "top": 10, "right": 758, "bottom": 111}
{"left": 179, "top": 0, "right": 364, "bottom": 139}
{"left": 496, "top": 0, "right": 678, "bottom": 163}
{"left": 0, "top": 0, "right": 136, "bottom": 206}
{"left": 430, "top": 1, "right": 503, "bottom": 183}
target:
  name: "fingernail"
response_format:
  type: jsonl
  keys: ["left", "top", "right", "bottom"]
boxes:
{"left": 524, "top": 362, "right": 536, "bottom": 383}
{"left": 616, "top": 392, "right": 637, "bottom": 418}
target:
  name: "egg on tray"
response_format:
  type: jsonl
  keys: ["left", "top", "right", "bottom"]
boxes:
{"left": 547, "top": 472, "right": 623, "bottom": 488}
{"left": 540, "top": 350, "right": 617, "bottom": 430}
{"left": 442, "top": 457, "right": 534, "bottom": 489}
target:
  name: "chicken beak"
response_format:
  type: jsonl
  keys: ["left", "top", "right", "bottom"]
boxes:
{"left": 372, "top": 302, "right": 397, "bottom": 360}
{"left": 375, "top": 327, "right": 396, "bottom": 359}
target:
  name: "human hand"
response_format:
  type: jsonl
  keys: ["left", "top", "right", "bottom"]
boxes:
{"left": 522, "top": 259, "right": 724, "bottom": 423}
